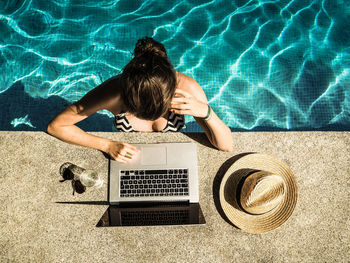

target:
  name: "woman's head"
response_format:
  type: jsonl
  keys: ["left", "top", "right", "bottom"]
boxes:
{"left": 120, "top": 37, "right": 177, "bottom": 120}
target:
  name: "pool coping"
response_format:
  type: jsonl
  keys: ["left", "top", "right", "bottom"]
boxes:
{"left": 0, "top": 131, "right": 349, "bottom": 262}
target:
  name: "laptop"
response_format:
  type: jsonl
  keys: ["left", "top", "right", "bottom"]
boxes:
{"left": 101, "top": 142, "right": 205, "bottom": 227}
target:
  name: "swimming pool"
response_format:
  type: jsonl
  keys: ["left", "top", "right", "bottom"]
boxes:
{"left": 0, "top": 0, "right": 349, "bottom": 131}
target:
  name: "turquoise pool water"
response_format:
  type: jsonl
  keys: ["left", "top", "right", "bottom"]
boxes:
{"left": 0, "top": 0, "right": 349, "bottom": 131}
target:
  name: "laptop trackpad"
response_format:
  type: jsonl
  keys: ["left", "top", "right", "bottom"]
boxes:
{"left": 141, "top": 146, "right": 167, "bottom": 165}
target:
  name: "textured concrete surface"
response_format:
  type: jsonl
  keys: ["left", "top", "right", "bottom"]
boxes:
{"left": 0, "top": 131, "right": 349, "bottom": 263}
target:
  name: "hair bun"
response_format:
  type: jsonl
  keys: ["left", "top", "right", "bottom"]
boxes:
{"left": 134, "top": 37, "right": 167, "bottom": 58}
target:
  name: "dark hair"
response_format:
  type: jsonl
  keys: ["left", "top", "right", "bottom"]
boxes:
{"left": 120, "top": 37, "right": 177, "bottom": 120}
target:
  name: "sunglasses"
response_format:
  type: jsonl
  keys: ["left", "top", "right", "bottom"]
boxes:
{"left": 60, "top": 165, "right": 86, "bottom": 195}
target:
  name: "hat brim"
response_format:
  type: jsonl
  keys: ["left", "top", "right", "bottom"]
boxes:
{"left": 219, "top": 153, "right": 298, "bottom": 234}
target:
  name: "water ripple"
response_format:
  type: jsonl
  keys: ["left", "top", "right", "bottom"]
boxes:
{"left": 0, "top": 0, "right": 349, "bottom": 130}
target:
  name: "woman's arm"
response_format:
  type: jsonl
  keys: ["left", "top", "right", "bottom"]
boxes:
{"left": 47, "top": 102, "right": 111, "bottom": 152}
{"left": 47, "top": 77, "right": 139, "bottom": 162}
{"left": 171, "top": 73, "right": 233, "bottom": 152}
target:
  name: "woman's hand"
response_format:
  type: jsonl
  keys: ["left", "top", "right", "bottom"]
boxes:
{"left": 170, "top": 89, "right": 208, "bottom": 118}
{"left": 106, "top": 141, "right": 140, "bottom": 163}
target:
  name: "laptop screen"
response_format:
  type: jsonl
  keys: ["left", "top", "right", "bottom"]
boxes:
{"left": 97, "top": 203, "right": 206, "bottom": 227}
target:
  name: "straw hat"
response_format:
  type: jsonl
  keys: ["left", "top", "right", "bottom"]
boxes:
{"left": 219, "top": 153, "right": 297, "bottom": 234}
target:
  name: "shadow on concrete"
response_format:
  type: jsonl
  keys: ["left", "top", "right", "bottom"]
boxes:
{"left": 212, "top": 152, "right": 255, "bottom": 229}
{"left": 182, "top": 132, "right": 216, "bottom": 150}
{"left": 56, "top": 201, "right": 109, "bottom": 205}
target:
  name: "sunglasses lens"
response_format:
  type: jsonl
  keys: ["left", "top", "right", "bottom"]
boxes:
{"left": 62, "top": 169, "right": 74, "bottom": 180}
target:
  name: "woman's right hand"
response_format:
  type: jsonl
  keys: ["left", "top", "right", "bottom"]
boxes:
{"left": 106, "top": 141, "right": 140, "bottom": 163}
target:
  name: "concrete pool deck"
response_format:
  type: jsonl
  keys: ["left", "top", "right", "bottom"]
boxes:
{"left": 0, "top": 131, "right": 349, "bottom": 262}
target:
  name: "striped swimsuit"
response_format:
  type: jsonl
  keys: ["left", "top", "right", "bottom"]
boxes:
{"left": 114, "top": 111, "right": 185, "bottom": 132}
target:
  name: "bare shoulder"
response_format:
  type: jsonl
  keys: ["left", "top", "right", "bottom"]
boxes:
{"left": 74, "top": 75, "right": 123, "bottom": 115}
{"left": 176, "top": 72, "right": 207, "bottom": 103}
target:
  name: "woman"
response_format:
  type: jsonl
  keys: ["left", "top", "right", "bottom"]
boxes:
{"left": 47, "top": 37, "right": 233, "bottom": 163}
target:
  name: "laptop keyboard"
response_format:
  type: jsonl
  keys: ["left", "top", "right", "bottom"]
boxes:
{"left": 119, "top": 169, "right": 189, "bottom": 197}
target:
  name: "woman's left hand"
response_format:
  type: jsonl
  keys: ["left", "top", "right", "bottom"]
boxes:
{"left": 170, "top": 89, "right": 208, "bottom": 118}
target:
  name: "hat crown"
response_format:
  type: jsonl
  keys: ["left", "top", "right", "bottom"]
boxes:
{"left": 240, "top": 171, "right": 285, "bottom": 215}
